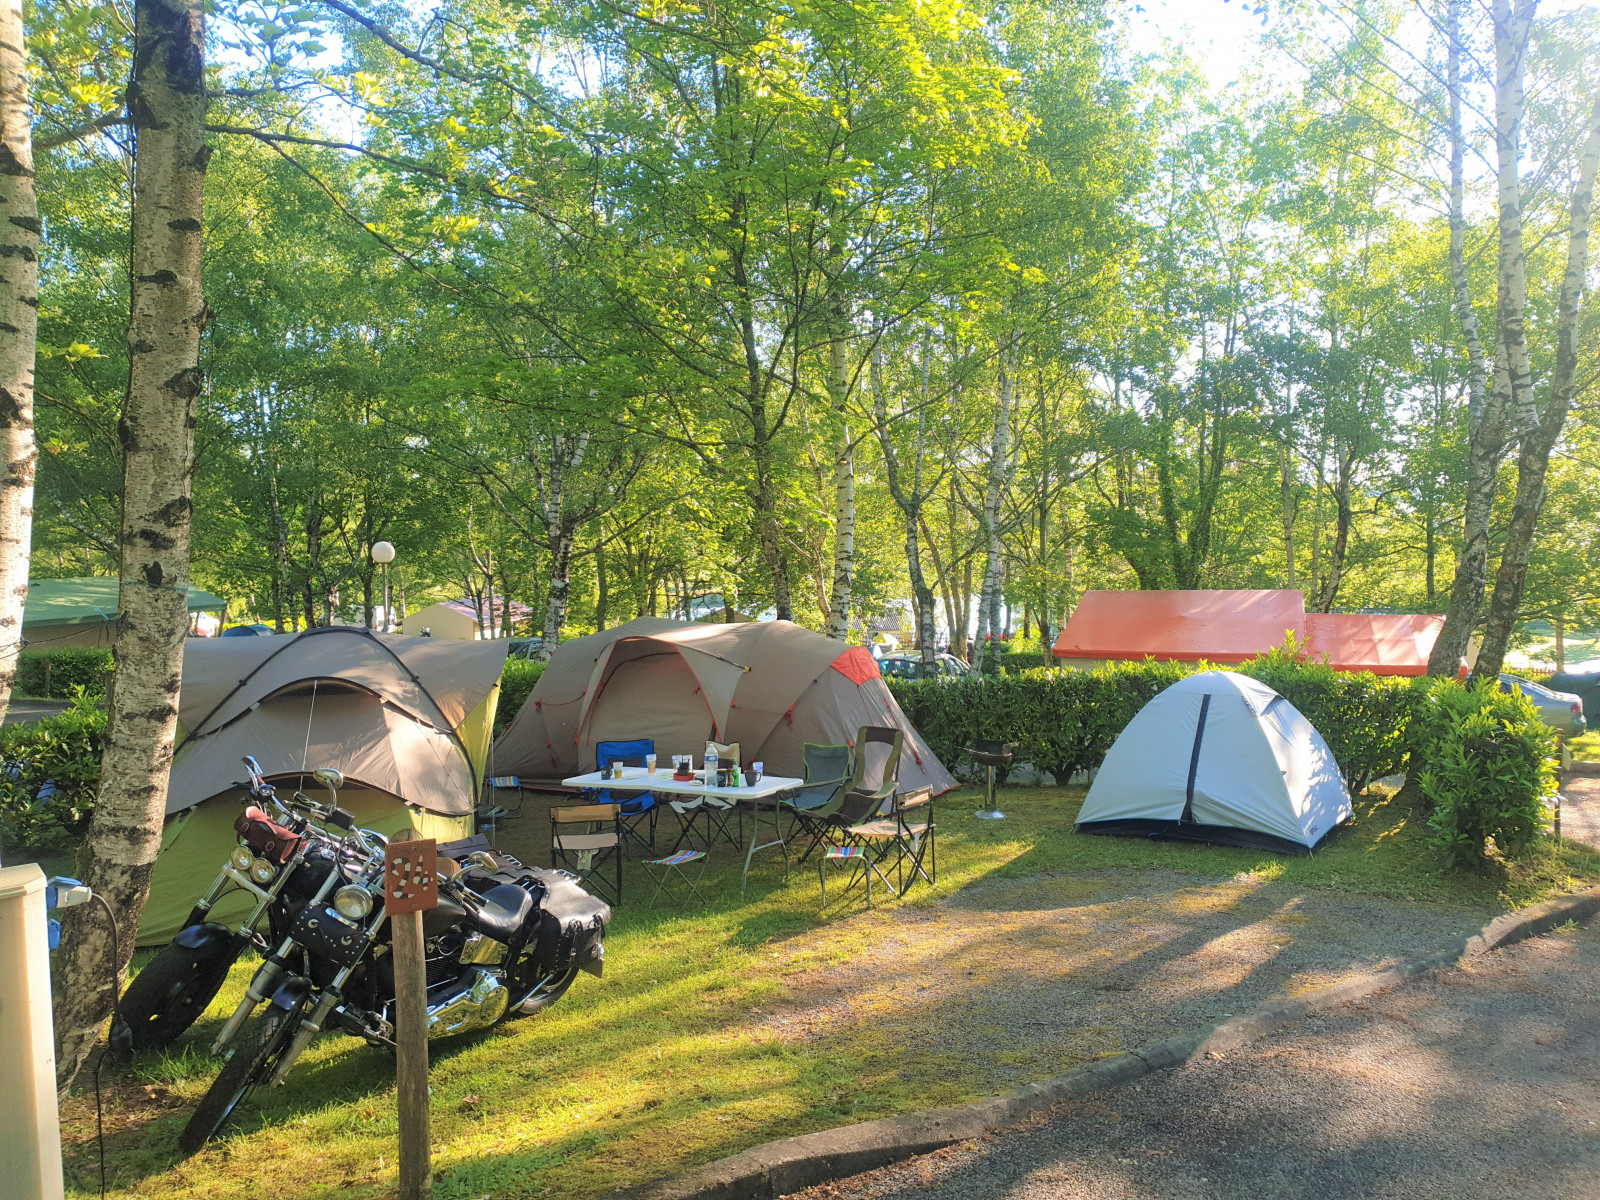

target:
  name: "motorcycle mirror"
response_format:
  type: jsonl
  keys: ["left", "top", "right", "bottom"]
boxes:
{"left": 242, "top": 755, "right": 263, "bottom": 777}
{"left": 467, "top": 851, "right": 499, "bottom": 872}
{"left": 312, "top": 767, "right": 345, "bottom": 792}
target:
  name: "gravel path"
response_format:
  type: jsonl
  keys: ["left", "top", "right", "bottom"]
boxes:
{"left": 759, "top": 871, "right": 1493, "bottom": 1102}
{"left": 1561, "top": 774, "right": 1600, "bottom": 849}
{"left": 784, "top": 919, "right": 1600, "bottom": 1200}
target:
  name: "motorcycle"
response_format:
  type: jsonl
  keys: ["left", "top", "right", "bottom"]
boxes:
{"left": 114, "top": 756, "right": 354, "bottom": 1054}
{"left": 176, "top": 759, "right": 609, "bottom": 1152}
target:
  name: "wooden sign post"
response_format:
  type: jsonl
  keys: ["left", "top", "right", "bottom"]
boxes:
{"left": 384, "top": 839, "right": 438, "bottom": 1200}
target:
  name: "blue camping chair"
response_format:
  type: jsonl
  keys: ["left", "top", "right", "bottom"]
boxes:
{"left": 594, "top": 738, "right": 659, "bottom": 853}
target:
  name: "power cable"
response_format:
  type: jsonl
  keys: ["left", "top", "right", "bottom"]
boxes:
{"left": 89, "top": 891, "right": 123, "bottom": 1200}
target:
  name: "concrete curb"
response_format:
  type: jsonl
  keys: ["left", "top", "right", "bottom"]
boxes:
{"left": 614, "top": 886, "right": 1600, "bottom": 1200}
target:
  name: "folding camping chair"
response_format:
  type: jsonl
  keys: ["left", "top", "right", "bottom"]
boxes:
{"left": 642, "top": 849, "right": 709, "bottom": 908}
{"left": 802, "top": 726, "right": 904, "bottom": 861}
{"left": 593, "top": 739, "right": 659, "bottom": 854}
{"left": 705, "top": 740, "right": 742, "bottom": 776}
{"left": 551, "top": 803, "right": 624, "bottom": 906}
{"left": 843, "top": 786, "right": 936, "bottom": 895}
{"left": 785, "top": 743, "right": 852, "bottom": 864}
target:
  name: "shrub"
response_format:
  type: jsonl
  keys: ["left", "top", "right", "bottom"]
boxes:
{"left": 0, "top": 691, "right": 107, "bottom": 852}
{"left": 998, "top": 648, "right": 1056, "bottom": 673}
{"left": 889, "top": 652, "right": 1417, "bottom": 791}
{"left": 1414, "top": 677, "right": 1558, "bottom": 867}
{"left": 495, "top": 659, "right": 545, "bottom": 737}
{"left": 18, "top": 647, "right": 115, "bottom": 699}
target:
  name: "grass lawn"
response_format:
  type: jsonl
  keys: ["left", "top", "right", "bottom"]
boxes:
{"left": 63, "top": 784, "right": 1600, "bottom": 1199}
{"left": 1569, "top": 731, "right": 1600, "bottom": 761}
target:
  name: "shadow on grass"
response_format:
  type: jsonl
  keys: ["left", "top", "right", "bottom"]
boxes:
{"left": 66, "top": 784, "right": 1600, "bottom": 1200}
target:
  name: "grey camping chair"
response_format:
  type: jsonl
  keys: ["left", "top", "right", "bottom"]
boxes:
{"left": 786, "top": 743, "right": 852, "bottom": 863}
{"left": 807, "top": 726, "right": 904, "bottom": 861}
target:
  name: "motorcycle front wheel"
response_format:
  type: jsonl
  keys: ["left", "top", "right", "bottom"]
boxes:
{"left": 179, "top": 1006, "right": 299, "bottom": 1155}
{"left": 115, "top": 938, "right": 240, "bottom": 1054}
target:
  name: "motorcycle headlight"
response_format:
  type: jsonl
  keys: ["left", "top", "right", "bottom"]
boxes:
{"left": 334, "top": 884, "right": 373, "bottom": 922}
{"left": 249, "top": 857, "right": 277, "bottom": 884}
{"left": 229, "top": 846, "right": 254, "bottom": 872}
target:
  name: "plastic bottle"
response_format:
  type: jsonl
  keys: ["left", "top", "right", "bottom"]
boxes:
{"left": 705, "top": 747, "right": 718, "bottom": 786}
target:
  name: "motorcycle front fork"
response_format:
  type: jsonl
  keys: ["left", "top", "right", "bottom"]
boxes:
{"left": 262, "top": 907, "right": 390, "bottom": 1086}
{"left": 211, "top": 866, "right": 348, "bottom": 1054}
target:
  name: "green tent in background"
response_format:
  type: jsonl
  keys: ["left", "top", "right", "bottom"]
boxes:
{"left": 24, "top": 576, "right": 226, "bottom": 649}
{"left": 139, "top": 628, "right": 507, "bottom": 946}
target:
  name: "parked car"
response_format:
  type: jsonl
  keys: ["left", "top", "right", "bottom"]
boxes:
{"left": 1499, "top": 673, "right": 1588, "bottom": 739}
{"left": 1544, "top": 671, "right": 1600, "bottom": 723}
{"left": 220, "top": 623, "right": 275, "bottom": 638}
{"left": 878, "top": 652, "right": 972, "bottom": 681}
{"left": 507, "top": 637, "right": 543, "bottom": 660}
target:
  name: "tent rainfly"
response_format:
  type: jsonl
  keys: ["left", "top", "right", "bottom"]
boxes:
{"left": 1075, "top": 670, "right": 1352, "bottom": 853}
{"left": 492, "top": 616, "right": 955, "bottom": 796}
{"left": 24, "top": 576, "right": 226, "bottom": 649}
{"left": 139, "top": 628, "right": 507, "bottom": 945}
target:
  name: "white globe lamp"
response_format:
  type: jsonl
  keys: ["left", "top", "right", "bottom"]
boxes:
{"left": 371, "top": 542, "right": 397, "bottom": 631}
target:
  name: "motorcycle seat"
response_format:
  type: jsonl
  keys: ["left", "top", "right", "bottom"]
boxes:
{"left": 466, "top": 882, "right": 535, "bottom": 944}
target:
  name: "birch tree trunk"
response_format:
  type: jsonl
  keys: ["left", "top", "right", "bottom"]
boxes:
{"left": 1427, "top": 0, "right": 1504, "bottom": 676}
{"left": 1279, "top": 437, "right": 1295, "bottom": 590}
{"left": 0, "top": 0, "right": 37, "bottom": 721}
{"left": 531, "top": 425, "right": 587, "bottom": 660}
{"left": 541, "top": 530, "right": 574, "bottom": 651}
{"left": 872, "top": 339, "right": 937, "bottom": 666}
{"left": 823, "top": 307, "right": 853, "bottom": 641}
{"left": 1473, "top": 94, "right": 1600, "bottom": 681}
{"left": 54, "top": 0, "right": 207, "bottom": 1088}
{"left": 975, "top": 337, "right": 1015, "bottom": 675}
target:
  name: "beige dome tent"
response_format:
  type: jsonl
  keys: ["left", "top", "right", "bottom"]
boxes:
{"left": 492, "top": 617, "right": 954, "bottom": 795}
{"left": 139, "top": 628, "right": 507, "bottom": 945}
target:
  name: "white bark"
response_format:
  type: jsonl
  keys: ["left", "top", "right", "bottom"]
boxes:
{"left": 55, "top": 0, "right": 208, "bottom": 1088}
{"left": 0, "top": 0, "right": 37, "bottom": 720}
{"left": 975, "top": 336, "right": 1016, "bottom": 673}
{"left": 531, "top": 418, "right": 589, "bottom": 660}
{"left": 824, "top": 302, "right": 853, "bottom": 640}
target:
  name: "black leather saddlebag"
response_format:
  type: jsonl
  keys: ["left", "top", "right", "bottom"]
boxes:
{"left": 526, "top": 866, "right": 610, "bottom": 977}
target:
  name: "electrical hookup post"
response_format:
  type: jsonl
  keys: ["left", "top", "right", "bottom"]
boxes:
{"left": 384, "top": 838, "right": 439, "bottom": 1200}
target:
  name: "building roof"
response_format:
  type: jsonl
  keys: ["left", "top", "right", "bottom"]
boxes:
{"left": 1052, "top": 590, "right": 1305, "bottom": 664}
{"left": 1050, "top": 589, "right": 1443, "bottom": 676}
{"left": 1302, "top": 612, "right": 1443, "bottom": 676}
{"left": 25, "top": 576, "right": 226, "bottom": 628}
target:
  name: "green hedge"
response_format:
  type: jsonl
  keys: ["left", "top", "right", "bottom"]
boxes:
{"left": 0, "top": 695, "right": 107, "bottom": 851}
{"left": 889, "top": 651, "right": 1418, "bottom": 793}
{"left": 1414, "top": 678, "right": 1557, "bottom": 866}
{"left": 495, "top": 659, "right": 545, "bottom": 737}
{"left": 18, "top": 647, "right": 114, "bottom": 699}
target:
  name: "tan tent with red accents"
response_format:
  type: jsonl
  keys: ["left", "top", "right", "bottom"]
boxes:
{"left": 492, "top": 617, "right": 954, "bottom": 795}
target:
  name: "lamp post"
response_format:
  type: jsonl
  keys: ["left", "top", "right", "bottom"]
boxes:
{"left": 372, "top": 541, "right": 396, "bottom": 632}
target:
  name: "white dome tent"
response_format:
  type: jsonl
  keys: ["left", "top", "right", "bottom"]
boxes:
{"left": 1075, "top": 670, "right": 1352, "bottom": 853}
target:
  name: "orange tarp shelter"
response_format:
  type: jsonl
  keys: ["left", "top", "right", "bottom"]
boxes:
{"left": 1302, "top": 613, "right": 1443, "bottom": 676}
{"left": 1051, "top": 590, "right": 1305, "bottom": 665}
{"left": 1051, "top": 589, "right": 1442, "bottom": 676}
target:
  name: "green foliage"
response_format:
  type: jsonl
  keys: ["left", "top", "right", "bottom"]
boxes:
{"left": 998, "top": 648, "right": 1056, "bottom": 673}
{"left": 1415, "top": 678, "right": 1559, "bottom": 868}
{"left": 0, "top": 692, "right": 107, "bottom": 852}
{"left": 495, "top": 660, "right": 545, "bottom": 738}
{"left": 890, "top": 653, "right": 1416, "bottom": 790}
{"left": 17, "top": 647, "right": 115, "bottom": 699}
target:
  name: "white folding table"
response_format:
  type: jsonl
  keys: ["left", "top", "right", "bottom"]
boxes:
{"left": 561, "top": 767, "right": 804, "bottom": 892}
